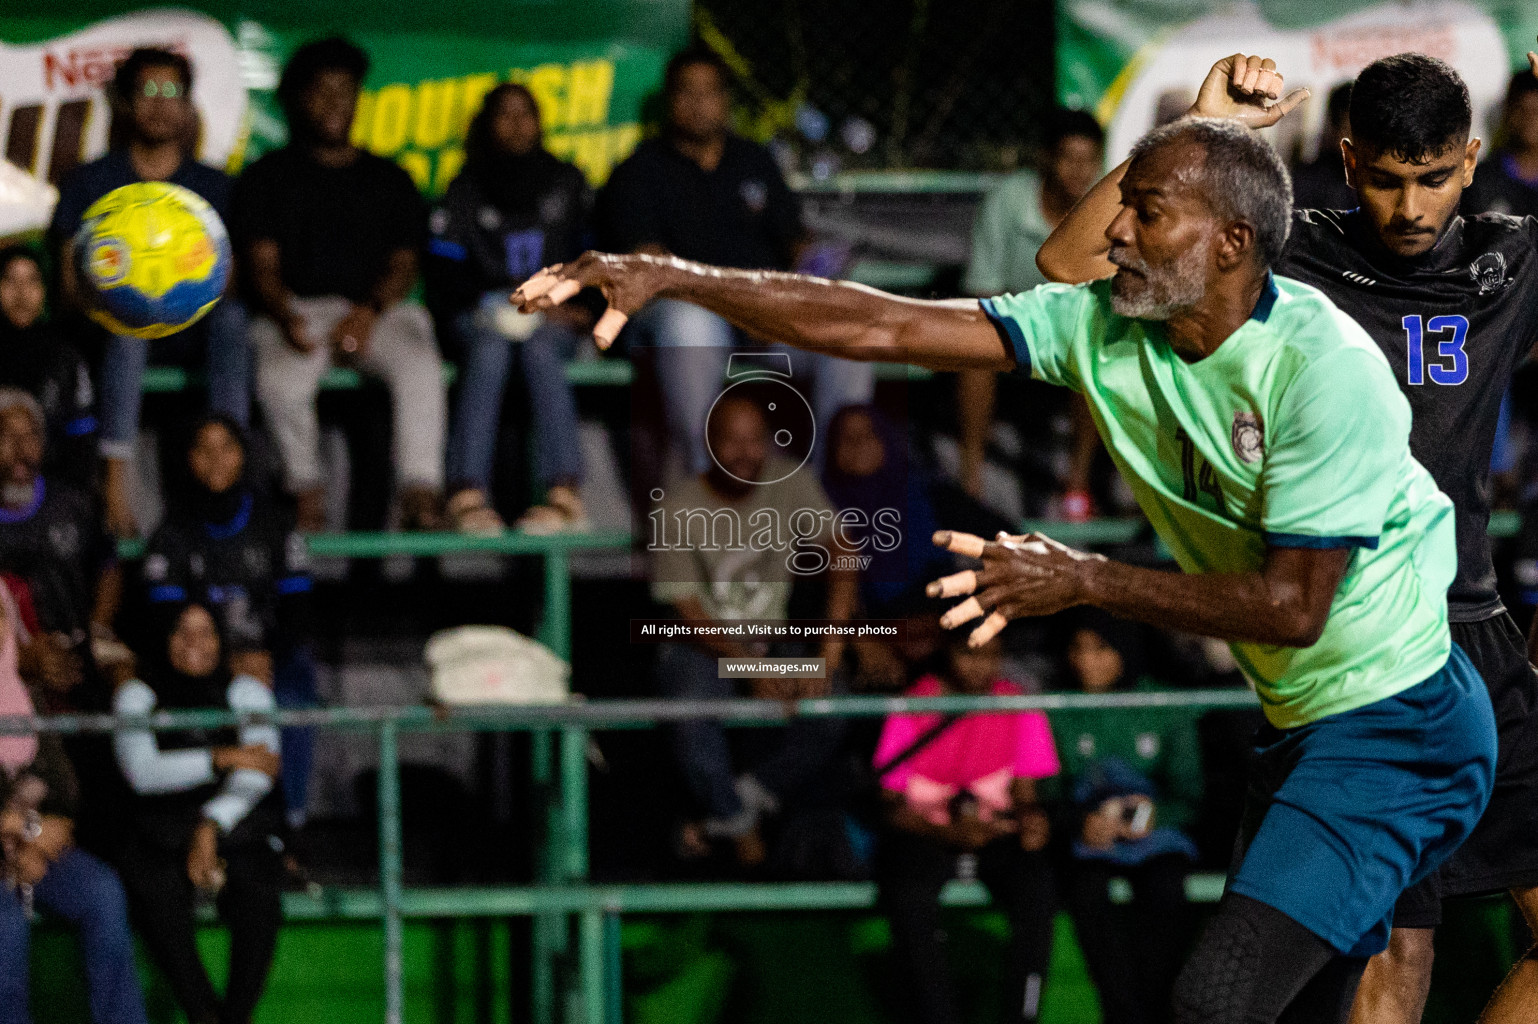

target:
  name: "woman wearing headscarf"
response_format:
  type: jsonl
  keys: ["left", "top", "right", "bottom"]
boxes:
{"left": 0, "top": 245, "right": 97, "bottom": 489}
{"left": 0, "top": 577, "right": 146, "bottom": 1024}
{"left": 874, "top": 630, "right": 1060, "bottom": 1024}
{"left": 1045, "top": 609, "right": 1202, "bottom": 1024}
{"left": 139, "top": 413, "right": 315, "bottom": 827}
{"left": 427, "top": 83, "right": 594, "bottom": 534}
{"left": 821, "top": 404, "right": 949, "bottom": 615}
{"left": 112, "top": 602, "right": 283, "bottom": 1024}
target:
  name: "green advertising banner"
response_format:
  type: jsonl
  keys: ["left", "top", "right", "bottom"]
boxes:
{"left": 241, "top": 27, "right": 671, "bottom": 193}
{"left": 0, "top": 1, "right": 689, "bottom": 234}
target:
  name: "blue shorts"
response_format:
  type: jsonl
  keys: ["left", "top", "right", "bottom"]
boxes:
{"left": 1229, "top": 643, "right": 1497, "bottom": 957}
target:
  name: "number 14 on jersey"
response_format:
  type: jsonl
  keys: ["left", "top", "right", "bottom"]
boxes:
{"left": 1403, "top": 314, "right": 1469, "bottom": 386}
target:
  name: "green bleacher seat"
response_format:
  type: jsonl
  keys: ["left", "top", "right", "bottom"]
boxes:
{"left": 269, "top": 873, "right": 1227, "bottom": 922}
{"left": 140, "top": 359, "right": 927, "bottom": 395}
{"left": 117, "top": 528, "right": 631, "bottom": 561}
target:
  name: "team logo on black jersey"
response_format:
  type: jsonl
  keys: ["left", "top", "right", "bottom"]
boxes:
{"left": 47, "top": 523, "right": 78, "bottom": 559}
{"left": 740, "top": 179, "right": 768, "bottom": 214}
{"left": 1231, "top": 412, "right": 1264, "bottom": 464}
{"left": 1470, "top": 252, "right": 1509, "bottom": 294}
{"left": 539, "top": 191, "right": 568, "bottom": 226}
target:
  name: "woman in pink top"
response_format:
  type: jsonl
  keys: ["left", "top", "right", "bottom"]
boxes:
{"left": 874, "top": 633, "right": 1060, "bottom": 1024}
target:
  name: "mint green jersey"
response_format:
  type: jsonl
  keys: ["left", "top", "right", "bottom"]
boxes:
{"left": 982, "top": 276, "right": 1455, "bottom": 729}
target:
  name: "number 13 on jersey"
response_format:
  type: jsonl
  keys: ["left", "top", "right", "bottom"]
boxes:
{"left": 1403, "top": 314, "right": 1469, "bottom": 386}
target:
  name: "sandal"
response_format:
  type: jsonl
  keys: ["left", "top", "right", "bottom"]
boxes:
{"left": 446, "top": 488, "right": 505, "bottom": 536}
{"left": 516, "top": 484, "right": 590, "bottom": 535}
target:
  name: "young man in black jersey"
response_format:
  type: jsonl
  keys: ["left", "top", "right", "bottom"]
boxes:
{"left": 1036, "top": 46, "right": 1538, "bottom": 1024}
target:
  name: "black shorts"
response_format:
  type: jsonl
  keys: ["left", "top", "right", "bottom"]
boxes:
{"left": 1394, "top": 613, "right": 1538, "bottom": 929}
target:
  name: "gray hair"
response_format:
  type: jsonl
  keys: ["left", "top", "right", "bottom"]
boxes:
{"left": 0, "top": 388, "right": 43, "bottom": 432}
{"left": 1128, "top": 117, "right": 1293, "bottom": 268}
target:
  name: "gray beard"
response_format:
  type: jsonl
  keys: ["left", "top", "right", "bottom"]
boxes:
{"left": 1109, "top": 243, "right": 1208, "bottom": 320}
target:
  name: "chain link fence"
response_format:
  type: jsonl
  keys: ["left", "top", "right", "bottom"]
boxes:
{"left": 695, "top": 0, "right": 1058, "bottom": 173}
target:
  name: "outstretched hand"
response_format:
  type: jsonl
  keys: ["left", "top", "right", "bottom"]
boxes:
{"left": 512, "top": 251, "right": 670, "bottom": 351}
{"left": 1529, "top": 38, "right": 1536, "bottom": 79}
{"left": 1190, "top": 53, "right": 1309, "bottom": 129}
{"left": 927, "top": 530, "right": 1107, "bottom": 647}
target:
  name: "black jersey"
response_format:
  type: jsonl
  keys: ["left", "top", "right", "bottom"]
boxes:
{"left": 0, "top": 477, "right": 113, "bottom": 642}
{"left": 1277, "top": 209, "right": 1538, "bottom": 621}
{"left": 141, "top": 491, "right": 311, "bottom": 653}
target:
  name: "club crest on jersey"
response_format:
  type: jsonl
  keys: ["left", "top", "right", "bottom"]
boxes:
{"left": 1470, "top": 252, "right": 1508, "bottom": 294}
{"left": 1231, "top": 412, "right": 1263, "bottom": 464}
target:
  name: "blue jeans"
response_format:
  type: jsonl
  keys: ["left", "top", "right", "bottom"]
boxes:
{"left": 447, "top": 297, "right": 584, "bottom": 492}
{"left": 656, "top": 642, "right": 846, "bottom": 821}
{"left": 99, "top": 297, "right": 251, "bottom": 459}
{"left": 631, "top": 299, "right": 876, "bottom": 476}
{"left": 274, "top": 643, "right": 319, "bottom": 829}
{"left": 0, "top": 846, "right": 148, "bottom": 1024}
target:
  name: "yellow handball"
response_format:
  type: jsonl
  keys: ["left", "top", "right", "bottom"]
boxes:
{"left": 73, "top": 181, "right": 232, "bottom": 339}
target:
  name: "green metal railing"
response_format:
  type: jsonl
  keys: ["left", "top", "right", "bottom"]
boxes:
{"left": 2, "top": 689, "right": 1258, "bottom": 1024}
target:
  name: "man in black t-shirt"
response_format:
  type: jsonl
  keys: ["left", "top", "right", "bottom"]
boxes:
{"left": 231, "top": 37, "right": 446, "bottom": 532}
{"left": 49, "top": 48, "right": 250, "bottom": 539}
{"left": 598, "top": 49, "right": 872, "bottom": 477}
{"left": 1036, "top": 49, "right": 1538, "bottom": 1024}
{"left": 1464, "top": 70, "right": 1538, "bottom": 219}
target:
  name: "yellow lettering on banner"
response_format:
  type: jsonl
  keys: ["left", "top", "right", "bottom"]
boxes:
{"left": 455, "top": 73, "right": 499, "bottom": 140}
{"left": 545, "top": 132, "right": 576, "bottom": 163}
{"left": 369, "top": 83, "right": 412, "bottom": 156}
{"left": 564, "top": 61, "right": 614, "bottom": 127}
{"left": 544, "top": 125, "right": 643, "bottom": 186}
{"left": 434, "top": 147, "right": 466, "bottom": 193}
{"left": 412, "top": 78, "right": 456, "bottom": 150}
{"left": 398, "top": 150, "right": 432, "bottom": 191}
{"left": 518, "top": 64, "right": 567, "bottom": 128}
{"left": 351, "top": 92, "right": 375, "bottom": 148}
{"left": 608, "top": 122, "right": 642, "bottom": 168}
{"left": 569, "top": 130, "right": 608, "bottom": 182}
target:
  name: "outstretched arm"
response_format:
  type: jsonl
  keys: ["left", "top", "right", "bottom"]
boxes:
{"left": 512, "top": 252, "right": 1016, "bottom": 372}
{"left": 926, "top": 531, "right": 1348, "bottom": 649}
{"left": 1036, "top": 53, "right": 1308, "bottom": 285}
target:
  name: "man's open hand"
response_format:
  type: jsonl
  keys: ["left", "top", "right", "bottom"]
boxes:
{"left": 512, "top": 252, "right": 673, "bottom": 350}
{"left": 330, "top": 304, "right": 377, "bottom": 361}
{"left": 927, "top": 530, "right": 1107, "bottom": 646}
{"left": 1191, "top": 54, "right": 1309, "bottom": 129}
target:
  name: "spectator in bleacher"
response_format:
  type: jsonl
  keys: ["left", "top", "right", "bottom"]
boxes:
{"left": 0, "top": 578, "right": 148, "bottom": 1024}
{"left": 112, "top": 602, "right": 283, "bottom": 1024}
{"left": 426, "top": 84, "right": 593, "bottom": 534}
{"left": 650, "top": 393, "right": 857, "bottom": 864}
{"left": 1291, "top": 82, "right": 1356, "bottom": 211}
{"left": 0, "top": 389, "right": 124, "bottom": 715}
{"left": 821, "top": 404, "right": 949, "bottom": 615}
{"left": 0, "top": 246, "right": 97, "bottom": 489}
{"left": 49, "top": 47, "right": 250, "bottom": 539}
{"left": 1049, "top": 610, "right": 1199, "bottom": 1024}
{"left": 600, "top": 48, "right": 873, "bottom": 478}
{"left": 959, "top": 110, "right": 1104, "bottom": 515}
{"left": 233, "top": 37, "right": 447, "bottom": 532}
{"left": 141, "top": 414, "right": 316, "bottom": 828}
{"left": 1464, "top": 70, "right": 1538, "bottom": 218}
{"left": 874, "top": 632, "right": 1058, "bottom": 1024}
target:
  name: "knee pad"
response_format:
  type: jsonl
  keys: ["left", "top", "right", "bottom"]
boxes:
{"left": 1172, "top": 912, "right": 1263, "bottom": 1024}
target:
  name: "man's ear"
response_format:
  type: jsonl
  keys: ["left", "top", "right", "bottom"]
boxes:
{"left": 1462, "top": 137, "right": 1482, "bottom": 188}
{"left": 1215, "top": 220, "right": 1256, "bottom": 272}
{"left": 1341, "top": 138, "right": 1358, "bottom": 190}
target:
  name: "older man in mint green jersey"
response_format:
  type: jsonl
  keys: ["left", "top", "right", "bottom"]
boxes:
{"left": 513, "top": 69, "right": 1497, "bottom": 1024}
